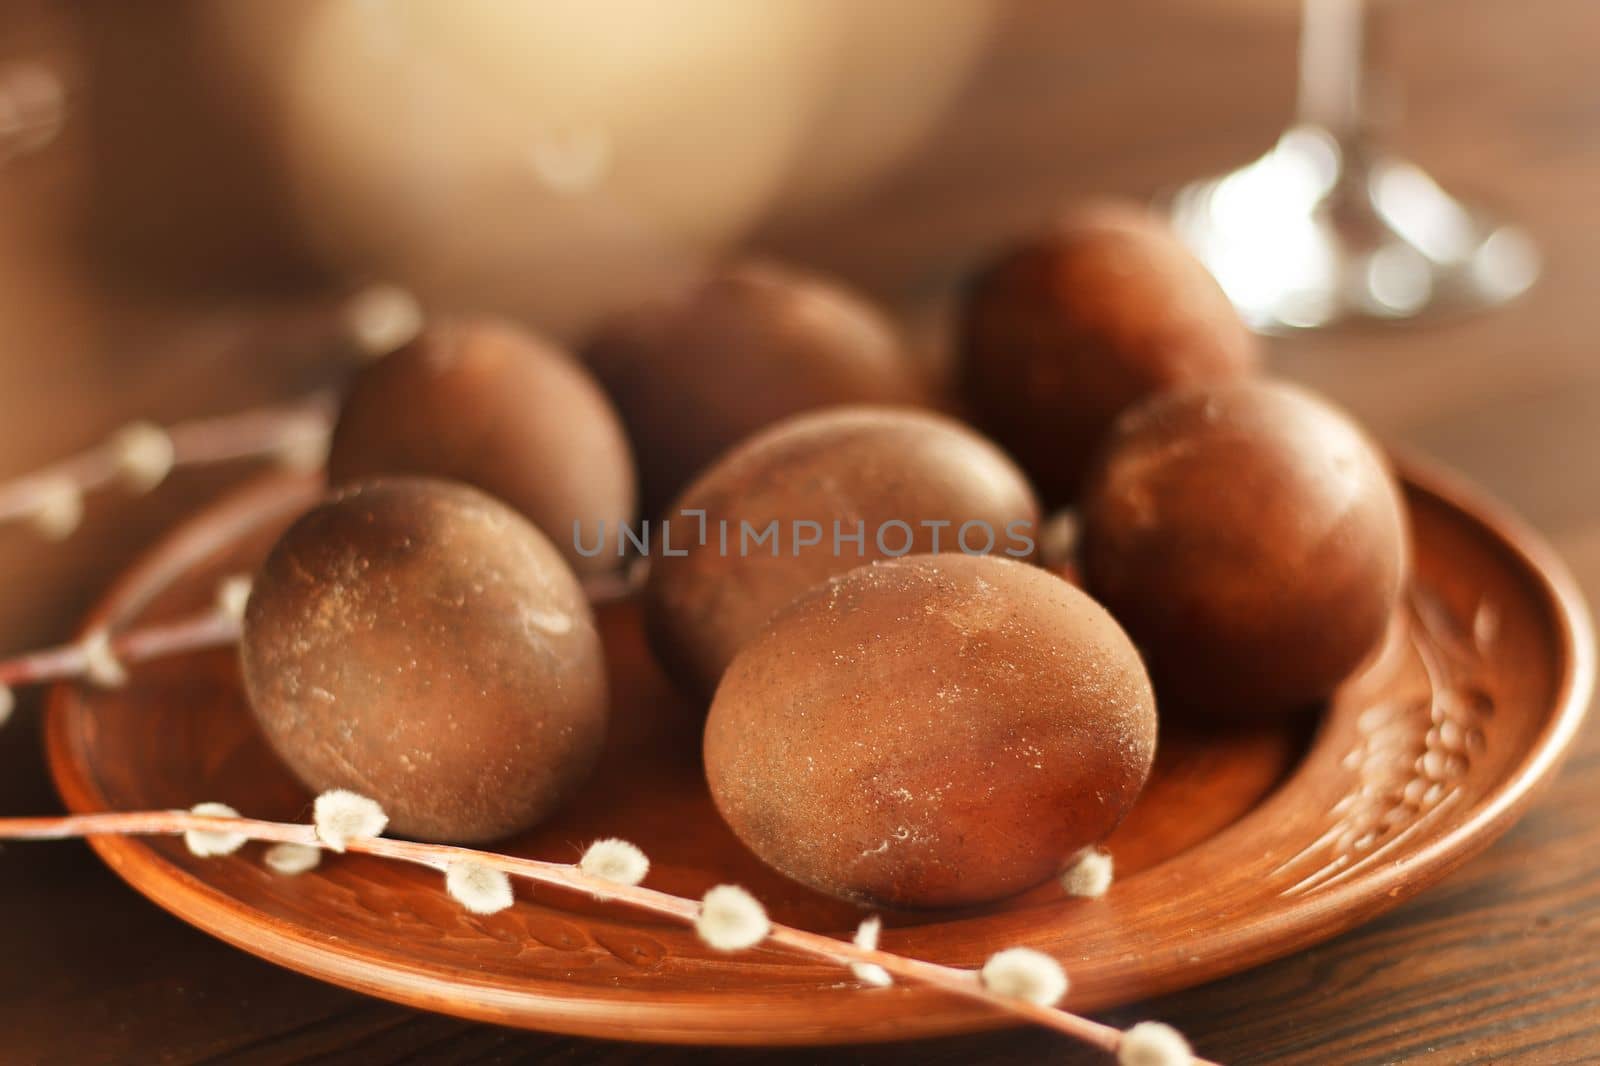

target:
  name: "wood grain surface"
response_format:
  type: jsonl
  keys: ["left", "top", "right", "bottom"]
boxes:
{"left": 2, "top": 2, "right": 1598, "bottom": 1063}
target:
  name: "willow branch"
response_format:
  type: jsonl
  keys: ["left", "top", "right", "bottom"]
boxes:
{"left": 0, "top": 610, "right": 241, "bottom": 690}
{"left": 0, "top": 397, "right": 335, "bottom": 537}
{"left": 0, "top": 810, "right": 1211, "bottom": 1063}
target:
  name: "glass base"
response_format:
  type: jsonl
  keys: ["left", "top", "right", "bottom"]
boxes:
{"left": 1168, "top": 126, "right": 1539, "bottom": 332}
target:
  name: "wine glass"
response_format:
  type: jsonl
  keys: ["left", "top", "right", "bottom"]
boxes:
{"left": 1168, "top": 0, "right": 1538, "bottom": 331}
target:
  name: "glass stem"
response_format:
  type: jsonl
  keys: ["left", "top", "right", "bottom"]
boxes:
{"left": 1297, "top": 0, "right": 1375, "bottom": 152}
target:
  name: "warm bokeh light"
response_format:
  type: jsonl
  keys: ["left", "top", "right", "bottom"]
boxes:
{"left": 202, "top": 0, "right": 995, "bottom": 337}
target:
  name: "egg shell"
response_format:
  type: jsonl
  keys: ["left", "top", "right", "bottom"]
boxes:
{"left": 1081, "top": 379, "right": 1408, "bottom": 716}
{"left": 239, "top": 477, "right": 608, "bottom": 843}
{"left": 645, "top": 405, "right": 1040, "bottom": 696}
{"left": 704, "top": 552, "right": 1157, "bottom": 908}
{"left": 328, "top": 316, "right": 637, "bottom": 575}
{"left": 959, "top": 201, "right": 1258, "bottom": 504}
{"left": 584, "top": 261, "right": 929, "bottom": 517}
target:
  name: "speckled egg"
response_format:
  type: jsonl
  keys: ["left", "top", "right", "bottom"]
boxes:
{"left": 960, "top": 201, "right": 1258, "bottom": 503}
{"left": 239, "top": 477, "right": 607, "bottom": 843}
{"left": 704, "top": 553, "right": 1157, "bottom": 908}
{"left": 328, "top": 316, "right": 636, "bottom": 575}
{"left": 645, "top": 406, "right": 1041, "bottom": 696}
{"left": 1081, "top": 379, "right": 1408, "bottom": 716}
{"left": 584, "top": 261, "right": 929, "bottom": 516}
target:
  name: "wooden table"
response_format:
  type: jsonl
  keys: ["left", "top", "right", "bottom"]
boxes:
{"left": 2, "top": 2, "right": 1597, "bottom": 1063}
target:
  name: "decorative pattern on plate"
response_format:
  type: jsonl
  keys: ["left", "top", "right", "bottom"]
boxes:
{"left": 1273, "top": 587, "right": 1494, "bottom": 897}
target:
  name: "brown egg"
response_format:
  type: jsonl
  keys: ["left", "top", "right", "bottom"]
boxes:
{"left": 328, "top": 316, "right": 636, "bottom": 575}
{"left": 240, "top": 478, "right": 608, "bottom": 843}
{"left": 959, "top": 200, "right": 1258, "bottom": 504}
{"left": 583, "top": 260, "right": 929, "bottom": 517}
{"left": 645, "top": 406, "right": 1040, "bottom": 696}
{"left": 705, "top": 553, "right": 1157, "bottom": 908}
{"left": 1081, "top": 380, "right": 1408, "bottom": 716}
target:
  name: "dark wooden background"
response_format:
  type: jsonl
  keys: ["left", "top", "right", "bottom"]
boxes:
{"left": 2, "top": 2, "right": 1597, "bottom": 1063}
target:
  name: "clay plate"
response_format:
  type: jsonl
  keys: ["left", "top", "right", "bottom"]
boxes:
{"left": 45, "top": 461, "right": 1594, "bottom": 1045}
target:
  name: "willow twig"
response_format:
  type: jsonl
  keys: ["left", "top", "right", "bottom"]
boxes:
{"left": 0, "top": 807, "right": 1209, "bottom": 1064}
{"left": 0, "top": 398, "right": 335, "bottom": 539}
